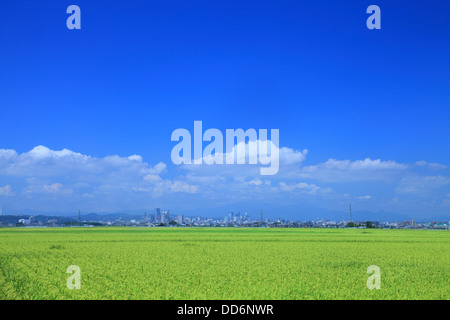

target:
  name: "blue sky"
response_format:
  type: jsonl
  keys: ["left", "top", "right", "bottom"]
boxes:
{"left": 0, "top": 1, "right": 449, "bottom": 220}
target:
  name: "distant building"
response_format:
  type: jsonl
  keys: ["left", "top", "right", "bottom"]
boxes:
{"left": 18, "top": 218, "right": 31, "bottom": 225}
{"left": 160, "top": 210, "right": 170, "bottom": 224}
{"left": 177, "top": 214, "right": 184, "bottom": 225}
{"left": 154, "top": 208, "right": 161, "bottom": 223}
{"left": 165, "top": 211, "right": 171, "bottom": 223}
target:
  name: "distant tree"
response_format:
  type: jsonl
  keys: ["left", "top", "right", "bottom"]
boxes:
{"left": 64, "top": 221, "right": 82, "bottom": 226}
{"left": 16, "top": 222, "right": 24, "bottom": 227}
{"left": 86, "top": 221, "right": 104, "bottom": 226}
{"left": 346, "top": 222, "right": 356, "bottom": 228}
{"left": 365, "top": 221, "right": 375, "bottom": 228}
{"left": 169, "top": 220, "right": 177, "bottom": 226}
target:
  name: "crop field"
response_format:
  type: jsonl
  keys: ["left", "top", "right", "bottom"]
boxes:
{"left": 0, "top": 227, "right": 448, "bottom": 300}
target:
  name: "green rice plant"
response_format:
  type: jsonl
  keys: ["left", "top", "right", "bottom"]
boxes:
{"left": 0, "top": 227, "right": 448, "bottom": 300}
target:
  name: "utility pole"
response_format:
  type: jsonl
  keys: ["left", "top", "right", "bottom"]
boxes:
{"left": 260, "top": 209, "right": 263, "bottom": 224}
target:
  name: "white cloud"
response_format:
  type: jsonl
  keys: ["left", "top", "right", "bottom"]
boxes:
{"left": 0, "top": 146, "right": 198, "bottom": 211}
{"left": 298, "top": 158, "right": 408, "bottom": 182}
{"left": 25, "top": 183, "right": 73, "bottom": 195}
{"left": 279, "top": 147, "right": 308, "bottom": 165}
{"left": 278, "top": 182, "right": 321, "bottom": 195}
{"left": 0, "top": 145, "right": 448, "bottom": 216}
{"left": 306, "top": 158, "right": 406, "bottom": 171}
{"left": 184, "top": 140, "right": 307, "bottom": 175}
{"left": 396, "top": 176, "right": 450, "bottom": 194}
{"left": 415, "top": 160, "right": 447, "bottom": 170}
{"left": 0, "top": 185, "right": 14, "bottom": 196}
{"left": 248, "top": 179, "right": 263, "bottom": 186}
{"left": 429, "top": 163, "right": 448, "bottom": 170}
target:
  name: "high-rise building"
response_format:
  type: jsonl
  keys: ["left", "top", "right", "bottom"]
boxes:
{"left": 154, "top": 208, "right": 161, "bottom": 223}
{"left": 177, "top": 214, "right": 184, "bottom": 225}
{"left": 162, "top": 210, "right": 169, "bottom": 223}
{"left": 160, "top": 210, "right": 170, "bottom": 224}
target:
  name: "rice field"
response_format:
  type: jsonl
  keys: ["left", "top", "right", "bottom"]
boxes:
{"left": 0, "top": 227, "right": 448, "bottom": 300}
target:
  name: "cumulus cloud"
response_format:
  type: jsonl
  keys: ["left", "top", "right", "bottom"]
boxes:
{"left": 189, "top": 138, "right": 307, "bottom": 165}
{"left": 0, "top": 185, "right": 14, "bottom": 196}
{"left": 0, "top": 146, "right": 198, "bottom": 211}
{"left": 184, "top": 140, "right": 307, "bottom": 175}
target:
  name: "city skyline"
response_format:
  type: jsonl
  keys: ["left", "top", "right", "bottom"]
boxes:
{"left": 4, "top": 207, "right": 448, "bottom": 230}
